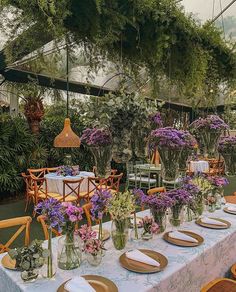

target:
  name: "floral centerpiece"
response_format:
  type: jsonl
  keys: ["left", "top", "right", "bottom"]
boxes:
{"left": 108, "top": 191, "right": 135, "bottom": 250}
{"left": 81, "top": 127, "right": 112, "bottom": 177}
{"left": 56, "top": 165, "right": 79, "bottom": 176}
{"left": 35, "top": 198, "right": 64, "bottom": 278}
{"left": 190, "top": 115, "right": 228, "bottom": 158}
{"left": 207, "top": 176, "right": 228, "bottom": 209}
{"left": 57, "top": 203, "right": 84, "bottom": 270}
{"left": 150, "top": 127, "right": 185, "bottom": 181}
{"left": 167, "top": 189, "right": 193, "bottom": 227}
{"left": 219, "top": 136, "right": 236, "bottom": 175}
{"left": 9, "top": 240, "right": 49, "bottom": 282}
{"left": 182, "top": 182, "right": 200, "bottom": 220}
{"left": 139, "top": 216, "right": 159, "bottom": 240}
{"left": 90, "top": 189, "right": 112, "bottom": 240}
{"left": 179, "top": 131, "right": 197, "bottom": 171}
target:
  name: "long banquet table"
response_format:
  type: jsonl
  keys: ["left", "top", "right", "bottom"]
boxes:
{"left": 1, "top": 206, "right": 236, "bottom": 292}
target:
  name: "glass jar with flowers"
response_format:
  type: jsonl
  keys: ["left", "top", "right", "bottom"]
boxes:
{"left": 57, "top": 203, "right": 83, "bottom": 270}
{"left": 190, "top": 115, "right": 228, "bottom": 158}
{"left": 182, "top": 180, "right": 200, "bottom": 220}
{"left": 207, "top": 195, "right": 217, "bottom": 213}
{"left": 219, "top": 137, "right": 236, "bottom": 176}
{"left": 139, "top": 216, "right": 159, "bottom": 240}
{"left": 56, "top": 165, "right": 79, "bottom": 177}
{"left": 81, "top": 127, "right": 112, "bottom": 177}
{"left": 150, "top": 127, "right": 185, "bottom": 181}
{"left": 90, "top": 189, "right": 112, "bottom": 242}
{"left": 108, "top": 191, "right": 135, "bottom": 250}
{"left": 207, "top": 176, "right": 229, "bottom": 210}
{"left": 167, "top": 189, "right": 192, "bottom": 227}
{"left": 84, "top": 239, "right": 105, "bottom": 266}
{"left": 35, "top": 198, "right": 64, "bottom": 278}
{"left": 178, "top": 131, "right": 197, "bottom": 171}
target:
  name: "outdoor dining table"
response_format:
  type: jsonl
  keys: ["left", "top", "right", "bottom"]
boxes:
{"left": 134, "top": 163, "right": 162, "bottom": 186}
{"left": 1, "top": 206, "right": 236, "bottom": 292}
{"left": 189, "top": 160, "right": 209, "bottom": 173}
{"left": 45, "top": 171, "right": 95, "bottom": 195}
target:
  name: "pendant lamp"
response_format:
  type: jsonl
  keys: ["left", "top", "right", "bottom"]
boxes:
{"left": 54, "top": 45, "right": 81, "bottom": 148}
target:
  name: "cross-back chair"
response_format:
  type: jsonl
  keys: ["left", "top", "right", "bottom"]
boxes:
{"left": 21, "top": 172, "right": 34, "bottom": 212}
{"left": 147, "top": 186, "right": 166, "bottom": 196}
{"left": 79, "top": 176, "right": 109, "bottom": 202}
{"left": 106, "top": 173, "right": 123, "bottom": 194}
{"left": 28, "top": 168, "right": 46, "bottom": 179}
{"left": 0, "top": 216, "right": 32, "bottom": 253}
{"left": 57, "top": 178, "right": 84, "bottom": 203}
{"left": 82, "top": 203, "right": 110, "bottom": 226}
{"left": 37, "top": 215, "right": 60, "bottom": 240}
{"left": 46, "top": 167, "right": 59, "bottom": 174}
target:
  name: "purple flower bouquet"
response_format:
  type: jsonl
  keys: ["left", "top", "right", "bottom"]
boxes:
{"left": 57, "top": 165, "right": 79, "bottom": 177}
{"left": 81, "top": 127, "right": 112, "bottom": 177}
{"left": 179, "top": 130, "right": 197, "bottom": 171}
{"left": 219, "top": 136, "right": 236, "bottom": 175}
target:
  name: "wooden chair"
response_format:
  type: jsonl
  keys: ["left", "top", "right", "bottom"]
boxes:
{"left": 46, "top": 167, "right": 59, "bottom": 174}
{"left": 79, "top": 176, "right": 109, "bottom": 202}
{"left": 37, "top": 215, "right": 60, "bottom": 240}
{"left": 28, "top": 168, "right": 46, "bottom": 178}
{"left": 147, "top": 186, "right": 166, "bottom": 196}
{"left": 204, "top": 160, "right": 225, "bottom": 176}
{"left": 21, "top": 172, "right": 34, "bottom": 212}
{"left": 201, "top": 278, "right": 236, "bottom": 292}
{"left": 57, "top": 178, "right": 84, "bottom": 203}
{"left": 92, "top": 166, "right": 117, "bottom": 177}
{"left": 224, "top": 195, "right": 236, "bottom": 204}
{"left": 106, "top": 173, "right": 123, "bottom": 194}
{"left": 82, "top": 203, "right": 110, "bottom": 226}
{"left": 0, "top": 216, "right": 32, "bottom": 253}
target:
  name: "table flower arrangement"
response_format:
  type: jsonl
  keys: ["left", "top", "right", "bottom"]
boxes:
{"left": 182, "top": 182, "right": 200, "bottom": 220}
{"left": 139, "top": 216, "right": 159, "bottom": 240}
{"left": 219, "top": 136, "right": 236, "bottom": 175}
{"left": 81, "top": 127, "right": 112, "bottom": 177}
{"left": 8, "top": 240, "right": 49, "bottom": 282}
{"left": 57, "top": 203, "right": 84, "bottom": 270}
{"left": 56, "top": 165, "right": 79, "bottom": 176}
{"left": 166, "top": 189, "right": 193, "bottom": 227}
{"left": 207, "top": 176, "right": 228, "bottom": 209}
{"left": 207, "top": 195, "right": 217, "bottom": 212}
{"left": 179, "top": 130, "right": 197, "bottom": 171}
{"left": 140, "top": 190, "right": 174, "bottom": 232}
{"left": 90, "top": 189, "right": 112, "bottom": 240}
{"left": 150, "top": 127, "right": 185, "bottom": 181}
{"left": 35, "top": 198, "right": 64, "bottom": 278}
{"left": 190, "top": 115, "right": 228, "bottom": 158}
{"left": 108, "top": 191, "right": 135, "bottom": 250}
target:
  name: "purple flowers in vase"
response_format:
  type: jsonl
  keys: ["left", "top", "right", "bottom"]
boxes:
{"left": 150, "top": 127, "right": 185, "bottom": 149}
{"left": 190, "top": 115, "right": 228, "bottom": 131}
{"left": 81, "top": 127, "right": 112, "bottom": 147}
{"left": 56, "top": 165, "right": 79, "bottom": 177}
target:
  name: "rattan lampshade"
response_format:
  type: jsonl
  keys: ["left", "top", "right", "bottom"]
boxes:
{"left": 54, "top": 118, "right": 81, "bottom": 148}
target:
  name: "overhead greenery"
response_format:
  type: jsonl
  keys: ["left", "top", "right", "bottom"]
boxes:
{"left": 1, "top": 0, "right": 236, "bottom": 101}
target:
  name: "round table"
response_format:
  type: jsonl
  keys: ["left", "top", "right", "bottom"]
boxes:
{"left": 189, "top": 160, "right": 209, "bottom": 173}
{"left": 45, "top": 171, "right": 95, "bottom": 195}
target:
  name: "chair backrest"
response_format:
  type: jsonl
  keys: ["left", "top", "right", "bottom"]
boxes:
{"left": 46, "top": 167, "right": 59, "bottom": 174}
{"left": 62, "top": 178, "right": 84, "bottom": 202}
{"left": 0, "top": 216, "right": 32, "bottom": 253}
{"left": 37, "top": 215, "right": 60, "bottom": 240}
{"left": 82, "top": 203, "right": 93, "bottom": 226}
{"left": 92, "top": 166, "right": 117, "bottom": 177}
{"left": 28, "top": 168, "right": 46, "bottom": 178}
{"left": 87, "top": 176, "right": 108, "bottom": 196}
{"left": 21, "top": 172, "right": 33, "bottom": 192}
{"left": 31, "top": 177, "right": 48, "bottom": 205}
{"left": 107, "top": 173, "right": 123, "bottom": 192}
{"left": 147, "top": 187, "right": 166, "bottom": 196}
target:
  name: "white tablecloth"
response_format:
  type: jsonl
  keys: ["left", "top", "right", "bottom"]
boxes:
{"left": 1, "top": 206, "right": 236, "bottom": 292}
{"left": 45, "top": 172, "right": 95, "bottom": 195}
{"left": 190, "top": 160, "right": 209, "bottom": 173}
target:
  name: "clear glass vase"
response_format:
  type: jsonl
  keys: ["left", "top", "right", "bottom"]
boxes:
{"left": 169, "top": 205, "right": 184, "bottom": 227}
{"left": 89, "top": 145, "right": 112, "bottom": 177}
{"left": 151, "top": 209, "right": 167, "bottom": 233}
{"left": 208, "top": 203, "right": 216, "bottom": 213}
{"left": 198, "top": 129, "right": 222, "bottom": 158}
{"left": 196, "top": 198, "right": 204, "bottom": 216}
{"left": 179, "top": 149, "right": 192, "bottom": 171}
{"left": 158, "top": 146, "right": 182, "bottom": 181}
{"left": 57, "top": 232, "right": 82, "bottom": 270}
{"left": 111, "top": 219, "right": 129, "bottom": 250}
{"left": 40, "top": 227, "right": 56, "bottom": 279}
{"left": 130, "top": 212, "right": 141, "bottom": 242}
{"left": 141, "top": 230, "right": 153, "bottom": 240}
{"left": 86, "top": 251, "right": 102, "bottom": 266}
{"left": 112, "top": 129, "right": 132, "bottom": 163}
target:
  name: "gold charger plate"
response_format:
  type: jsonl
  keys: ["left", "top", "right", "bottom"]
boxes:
{"left": 57, "top": 275, "right": 118, "bottom": 292}
{"left": 223, "top": 207, "right": 236, "bottom": 215}
{"left": 1, "top": 254, "right": 16, "bottom": 270}
{"left": 196, "top": 217, "right": 231, "bottom": 229}
{"left": 92, "top": 227, "right": 110, "bottom": 241}
{"left": 163, "top": 230, "right": 204, "bottom": 247}
{"left": 119, "top": 249, "right": 168, "bottom": 274}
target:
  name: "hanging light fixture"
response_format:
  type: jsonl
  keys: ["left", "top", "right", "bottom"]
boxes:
{"left": 54, "top": 44, "right": 81, "bottom": 148}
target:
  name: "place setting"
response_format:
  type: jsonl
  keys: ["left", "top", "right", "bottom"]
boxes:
{"left": 223, "top": 205, "right": 236, "bottom": 215}
{"left": 196, "top": 217, "right": 231, "bottom": 229}
{"left": 163, "top": 230, "right": 204, "bottom": 247}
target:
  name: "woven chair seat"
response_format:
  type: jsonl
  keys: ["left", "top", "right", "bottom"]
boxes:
{"left": 57, "top": 195, "right": 77, "bottom": 202}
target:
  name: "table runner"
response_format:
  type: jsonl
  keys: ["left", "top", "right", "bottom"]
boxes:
{"left": 1, "top": 206, "right": 236, "bottom": 292}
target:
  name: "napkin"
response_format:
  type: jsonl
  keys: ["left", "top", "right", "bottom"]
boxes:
{"left": 227, "top": 206, "right": 236, "bottom": 212}
{"left": 126, "top": 249, "right": 160, "bottom": 267}
{"left": 168, "top": 231, "right": 198, "bottom": 243}
{"left": 201, "top": 217, "right": 227, "bottom": 226}
{"left": 64, "top": 276, "right": 96, "bottom": 292}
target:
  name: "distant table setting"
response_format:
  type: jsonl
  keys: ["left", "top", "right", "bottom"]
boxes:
{"left": 189, "top": 160, "right": 209, "bottom": 173}
{"left": 45, "top": 171, "right": 95, "bottom": 195}
{"left": 1, "top": 204, "right": 236, "bottom": 292}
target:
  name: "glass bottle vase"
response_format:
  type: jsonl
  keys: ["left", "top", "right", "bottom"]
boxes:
{"left": 89, "top": 145, "right": 112, "bottom": 177}
{"left": 86, "top": 251, "right": 102, "bottom": 266}
{"left": 151, "top": 209, "right": 167, "bottom": 233}
{"left": 111, "top": 219, "right": 129, "bottom": 250}
{"left": 169, "top": 205, "right": 184, "bottom": 227}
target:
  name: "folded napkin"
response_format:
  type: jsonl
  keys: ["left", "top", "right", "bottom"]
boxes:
{"left": 168, "top": 231, "right": 198, "bottom": 243}
{"left": 64, "top": 276, "right": 96, "bottom": 292}
{"left": 227, "top": 206, "right": 236, "bottom": 212}
{"left": 125, "top": 249, "right": 160, "bottom": 267}
{"left": 201, "top": 217, "right": 227, "bottom": 226}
